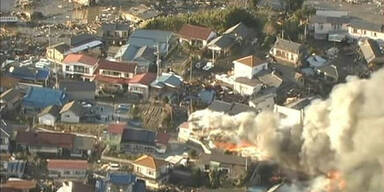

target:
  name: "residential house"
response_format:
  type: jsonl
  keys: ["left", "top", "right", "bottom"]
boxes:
{"left": 47, "top": 159, "right": 88, "bottom": 178}
{"left": 100, "top": 23, "right": 131, "bottom": 46}
{"left": 37, "top": 105, "right": 60, "bottom": 126}
{"left": 256, "top": 70, "right": 283, "bottom": 88}
{"left": 234, "top": 55, "right": 269, "bottom": 79}
{"left": 105, "top": 123, "right": 126, "bottom": 151}
{"left": 72, "top": 135, "right": 96, "bottom": 158}
{"left": 208, "top": 100, "right": 257, "bottom": 115}
{"left": 96, "top": 172, "right": 146, "bottom": 192}
{"left": 223, "top": 22, "right": 251, "bottom": 43}
{"left": 133, "top": 155, "right": 170, "bottom": 189}
{"left": 67, "top": 34, "right": 103, "bottom": 56}
{"left": 348, "top": 19, "right": 384, "bottom": 41}
{"left": 207, "top": 35, "right": 236, "bottom": 56}
{"left": 0, "top": 76, "right": 19, "bottom": 93}
{"left": 22, "top": 86, "right": 68, "bottom": 113}
{"left": 315, "top": 64, "right": 339, "bottom": 83}
{"left": 115, "top": 45, "right": 156, "bottom": 73}
{"left": 60, "top": 101, "right": 83, "bottom": 123}
{"left": 150, "top": 73, "right": 183, "bottom": 99}
{"left": 7, "top": 66, "right": 50, "bottom": 86}
{"left": 128, "top": 73, "right": 157, "bottom": 100}
{"left": 197, "top": 152, "right": 247, "bottom": 180}
{"left": 1, "top": 160, "right": 27, "bottom": 178}
{"left": 62, "top": 53, "right": 99, "bottom": 80}
{"left": 0, "top": 179, "right": 37, "bottom": 192}
{"left": 0, "top": 88, "right": 24, "bottom": 112}
{"left": 178, "top": 24, "right": 216, "bottom": 48}
{"left": 15, "top": 131, "right": 75, "bottom": 155}
{"left": 309, "top": 13, "right": 350, "bottom": 40}
{"left": 56, "top": 181, "right": 95, "bottom": 192}
{"left": 274, "top": 104, "right": 304, "bottom": 128}
{"left": 46, "top": 42, "right": 70, "bottom": 62}
{"left": 359, "top": 38, "right": 384, "bottom": 65}
{"left": 234, "top": 77, "right": 263, "bottom": 96}
{"left": 120, "top": 128, "right": 167, "bottom": 154}
{"left": 249, "top": 87, "right": 277, "bottom": 113}
{"left": 0, "top": 126, "right": 11, "bottom": 153}
{"left": 59, "top": 79, "right": 96, "bottom": 100}
{"left": 178, "top": 122, "right": 194, "bottom": 142}
{"left": 121, "top": 4, "right": 160, "bottom": 23}
{"left": 257, "top": 0, "right": 286, "bottom": 11}
{"left": 270, "top": 38, "right": 304, "bottom": 67}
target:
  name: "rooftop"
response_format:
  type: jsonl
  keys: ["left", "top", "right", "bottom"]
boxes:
{"left": 350, "top": 19, "right": 384, "bottom": 32}
{"left": 108, "top": 123, "right": 127, "bottom": 134}
{"left": 178, "top": 24, "right": 214, "bottom": 41}
{"left": 234, "top": 55, "right": 267, "bottom": 68}
{"left": 23, "top": 86, "right": 67, "bottom": 108}
{"left": 49, "top": 42, "right": 70, "bottom": 54}
{"left": 134, "top": 155, "right": 167, "bottom": 169}
{"left": 273, "top": 38, "right": 302, "bottom": 54}
{"left": 0, "top": 179, "right": 37, "bottom": 190}
{"left": 235, "top": 77, "right": 262, "bottom": 87}
{"left": 224, "top": 22, "right": 250, "bottom": 39}
{"left": 59, "top": 101, "right": 83, "bottom": 116}
{"left": 129, "top": 73, "right": 156, "bottom": 85}
{"left": 208, "top": 100, "right": 256, "bottom": 115}
{"left": 208, "top": 35, "right": 236, "bottom": 49}
{"left": 121, "top": 128, "right": 155, "bottom": 146}
{"left": 63, "top": 54, "right": 99, "bottom": 66}
{"left": 101, "top": 23, "right": 130, "bottom": 32}
{"left": 47, "top": 159, "right": 88, "bottom": 170}
{"left": 38, "top": 105, "right": 60, "bottom": 117}
{"left": 16, "top": 131, "right": 75, "bottom": 149}
{"left": 59, "top": 79, "right": 96, "bottom": 92}
{"left": 98, "top": 60, "right": 137, "bottom": 74}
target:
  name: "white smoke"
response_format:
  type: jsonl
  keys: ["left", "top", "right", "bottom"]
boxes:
{"left": 188, "top": 69, "right": 384, "bottom": 191}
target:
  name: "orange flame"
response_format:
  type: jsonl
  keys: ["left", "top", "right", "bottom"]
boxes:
{"left": 214, "top": 140, "right": 256, "bottom": 152}
{"left": 326, "top": 170, "right": 346, "bottom": 192}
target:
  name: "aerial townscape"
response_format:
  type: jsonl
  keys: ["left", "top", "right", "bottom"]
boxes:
{"left": 0, "top": 0, "right": 384, "bottom": 191}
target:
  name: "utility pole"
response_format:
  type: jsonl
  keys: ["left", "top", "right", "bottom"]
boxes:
{"left": 156, "top": 44, "right": 161, "bottom": 79}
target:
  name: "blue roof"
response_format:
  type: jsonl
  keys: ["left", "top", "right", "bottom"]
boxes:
{"left": 151, "top": 73, "right": 183, "bottom": 88}
{"left": 108, "top": 173, "right": 136, "bottom": 185}
{"left": 9, "top": 67, "right": 50, "bottom": 81}
{"left": 23, "top": 87, "right": 68, "bottom": 108}
{"left": 128, "top": 30, "right": 173, "bottom": 55}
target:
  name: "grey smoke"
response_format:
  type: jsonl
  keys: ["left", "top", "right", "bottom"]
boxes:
{"left": 188, "top": 69, "right": 384, "bottom": 191}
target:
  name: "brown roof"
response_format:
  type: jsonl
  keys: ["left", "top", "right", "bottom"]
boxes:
{"left": 178, "top": 24, "right": 214, "bottom": 41}
{"left": 98, "top": 60, "right": 137, "bottom": 74}
{"left": 234, "top": 55, "right": 266, "bottom": 67}
{"left": 47, "top": 159, "right": 88, "bottom": 170}
{"left": 63, "top": 54, "right": 99, "bottom": 66}
{"left": 134, "top": 155, "right": 167, "bottom": 169}
{"left": 15, "top": 131, "right": 75, "bottom": 149}
{"left": 128, "top": 73, "right": 156, "bottom": 85}
{"left": 0, "top": 76, "right": 19, "bottom": 90}
{"left": 108, "top": 123, "right": 127, "bottom": 134}
{"left": 0, "top": 180, "right": 37, "bottom": 190}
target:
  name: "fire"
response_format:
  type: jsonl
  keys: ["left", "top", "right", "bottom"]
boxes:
{"left": 326, "top": 170, "right": 346, "bottom": 192}
{"left": 214, "top": 140, "right": 269, "bottom": 160}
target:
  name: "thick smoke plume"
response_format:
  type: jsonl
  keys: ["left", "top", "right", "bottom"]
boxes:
{"left": 189, "top": 69, "right": 384, "bottom": 191}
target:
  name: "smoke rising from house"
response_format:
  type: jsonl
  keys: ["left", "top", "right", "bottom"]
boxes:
{"left": 189, "top": 69, "right": 384, "bottom": 191}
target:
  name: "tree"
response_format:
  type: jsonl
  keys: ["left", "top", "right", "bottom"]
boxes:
{"left": 263, "top": 19, "right": 279, "bottom": 36}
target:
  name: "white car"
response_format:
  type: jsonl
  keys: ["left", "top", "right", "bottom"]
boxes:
{"left": 202, "top": 62, "right": 214, "bottom": 71}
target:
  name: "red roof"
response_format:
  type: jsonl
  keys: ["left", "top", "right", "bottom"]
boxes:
{"left": 47, "top": 159, "right": 88, "bottom": 170}
{"left": 98, "top": 60, "right": 137, "bottom": 74}
{"left": 156, "top": 132, "right": 170, "bottom": 145}
{"left": 0, "top": 180, "right": 37, "bottom": 190}
{"left": 108, "top": 123, "right": 126, "bottom": 134}
{"left": 178, "top": 24, "right": 214, "bottom": 41}
{"left": 128, "top": 73, "right": 156, "bottom": 85}
{"left": 63, "top": 54, "right": 99, "bottom": 66}
{"left": 16, "top": 131, "right": 75, "bottom": 149}
{"left": 234, "top": 55, "right": 266, "bottom": 67}
{"left": 94, "top": 74, "right": 129, "bottom": 85}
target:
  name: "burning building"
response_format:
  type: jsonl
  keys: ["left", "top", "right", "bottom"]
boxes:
{"left": 183, "top": 69, "right": 384, "bottom": 192}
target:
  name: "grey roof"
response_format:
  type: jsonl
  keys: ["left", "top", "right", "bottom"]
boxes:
{"left": 60, "top": 101, "right": 83, "bottom": 116}
{"left": 273, "top": 38, "right": 302, "bottom": 54}
{"left": 310, "top": 15, "right": 350, "bottom": 25}
{"left": 208, "top": 35, "right": 236, "bottom": 49}
{"left": 286, "top": 97, "right": 317, "bottom": 110}
{"left": 316, "top": 64, "right": 339, "bottom": 80}
{"left": 0, "top": 88, "right": 23, "bottom": 103}
{"left": 257, "top": 0, "right": 286, "bottom": 10}
{"left": 59, "top": 80, "right": 96, "bottom": 92}
{"left": 235, "top": 77, "right": 262, "bottom": 87}
{"left": 250, "top": 87, "right": 277, "bottom": 104}
{"left": 359, "top": 39, "right": 384, "bottom": 63}
{"left": 71, "top": 34, "right": 98, "bottom": 47}
{"left": 115, "top": 44, "right": 141, "bottom": 61}
{"left": 256, "top": 71, "right": 283, "bottom": 88}
{"left": 208, "top": 100, "right": 256, "bottom": 115}
{"left": 350, "top": 19, "right": 384, "bottom": 32}
{"left": 133, "top": 46, "right": 156, "bottom": 63}
{"left": 38, "top": 105, "right": 60, "bottom": 117}
{"left": 151, "top": 73, "right": 183, "bottom": 88}
{"left": 199, "top": 152, "right": 246, "bottom": 166}
{"left": 121, "top": 128, "right": 155, "bottom": 146}
{"left": 101, "top": 23, "right": 130, "bottom": 32}
{"left": 73, "top": 135, "right": 96, "bottom": 150}
{"left": 128, "top": 30, "right": 174, "bottom": 55}
{"left": 223, "top": 22, "right": 250, "bottom": 39}
{"left": 50, "top": 43, "right": 70, "bottom": 54}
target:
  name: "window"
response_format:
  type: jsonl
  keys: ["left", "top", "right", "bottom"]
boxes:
{"left": 374, "top": 32, "right": 377, "bottom": 37}
{"left": 148, "top": 170, "right": 153, "bottom": 176}
{"left": 363, "top": 30, "right": 366, "bottom": 35}
{"left": 353, "top": 28, "right": 358, "bottom": 33}
{"left": 319, "top": 24, "right": 323, "bottom": 30}
{"left": 65, "top": 66, "right": 70, "bottom": 71}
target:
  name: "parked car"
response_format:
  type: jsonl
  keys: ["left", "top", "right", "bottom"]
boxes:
{"left": 202, "top": 62, "right": 214, "bottom": 71}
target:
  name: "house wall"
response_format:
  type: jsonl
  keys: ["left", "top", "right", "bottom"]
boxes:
{"left": 38, "top": 114, "right": 57, "bottom": 126}
{"left": 234, "top": 82, "right": 262, "bottom": 96}
{"left": 62, "top": 63, "right": 97, "bottom": 78}
{"left": 47, "top": 48, "right": 65, "bottom": 62}
{"left": 128, "top": 84, "right": 149, "bottom": 99}
{"left": 249, "top": 96, "right": 275, "bottom": 112}
{"left": 0, "top": 136, "right": 9, "bottom": 152}
{"left": 271, "top": 48, "right": 300, "bottom": 65}
{"left": 313, "top": 23, "right": 348, "bottom": 39}
{"left": 48, "top": 168, "right": 87, "bottom": 178}
{"left": 29, "top": 145, "right": 60, "bottom": 154}
{"left": 347, "top": 26, "right": 384, "bottom": 41}
{"left": 99, "top": 69, "right": 134, "bottom": 79}
{"left": 234, "top": 62, "right": 268, "bottom": 79}
{"left": 121, "top": 143, "right": 156, "bottom": 154}
{"left": 61, "top": 111, "right": 80, "bottom": 123}
{"left": 177, "top": 127, "right": 191, "bottom": 142}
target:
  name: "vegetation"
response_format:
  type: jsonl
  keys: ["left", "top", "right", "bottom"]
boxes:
{"left": 144, "top": 7, "right": 264, "bottom": 33}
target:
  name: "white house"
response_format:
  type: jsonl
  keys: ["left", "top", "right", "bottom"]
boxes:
{"left": 133, "top": 155, "right": 170, "bottom": 189}
{"left": 234, "top": 77, "right": 263, "bottom": 96}
{"left": 128, "top": 73, "right": 156, "bottom": 100}
{"left": 37, "top": 105, "right": 60, "bottom": 126}
{"left": 348, "top": 20, "right": 384, "bottom": 41}
{"left": 270, "top": 38, "right": 303, "bottom": 67}
{"left": 309, "top": 14, "right": 350, "bottom": 40}
{"left": 178, "top": 24, "right": 216, "bottom": 48}
{"left": 233, "top": 55, "right": 268, "bottom": 79}
{"left": 0, "top": 126, "right": 10, "bottom": 153}
{"left": 61, "top": 54, "right": 99, "bottom": 81}
{"left": 178, "top": 122, "right": 192, "bottom": 142}
{"left": 249, "top": 88, "right": 277, "bottom": 113}
{"left": 59, "top": 101, "right": 83, "bottom": 123}
{"left": 274, "top": 104, "right": 304, "bottom": 129}
{"left": 47, "top": 159, "right": 88, "bottom": 178}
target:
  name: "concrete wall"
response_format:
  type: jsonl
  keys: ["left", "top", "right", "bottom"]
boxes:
{"left": 348, "top": 26, "right": 384, "bottom": 41}
{"left": 38, "top": 114, "right": 56, "bottom": 126}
